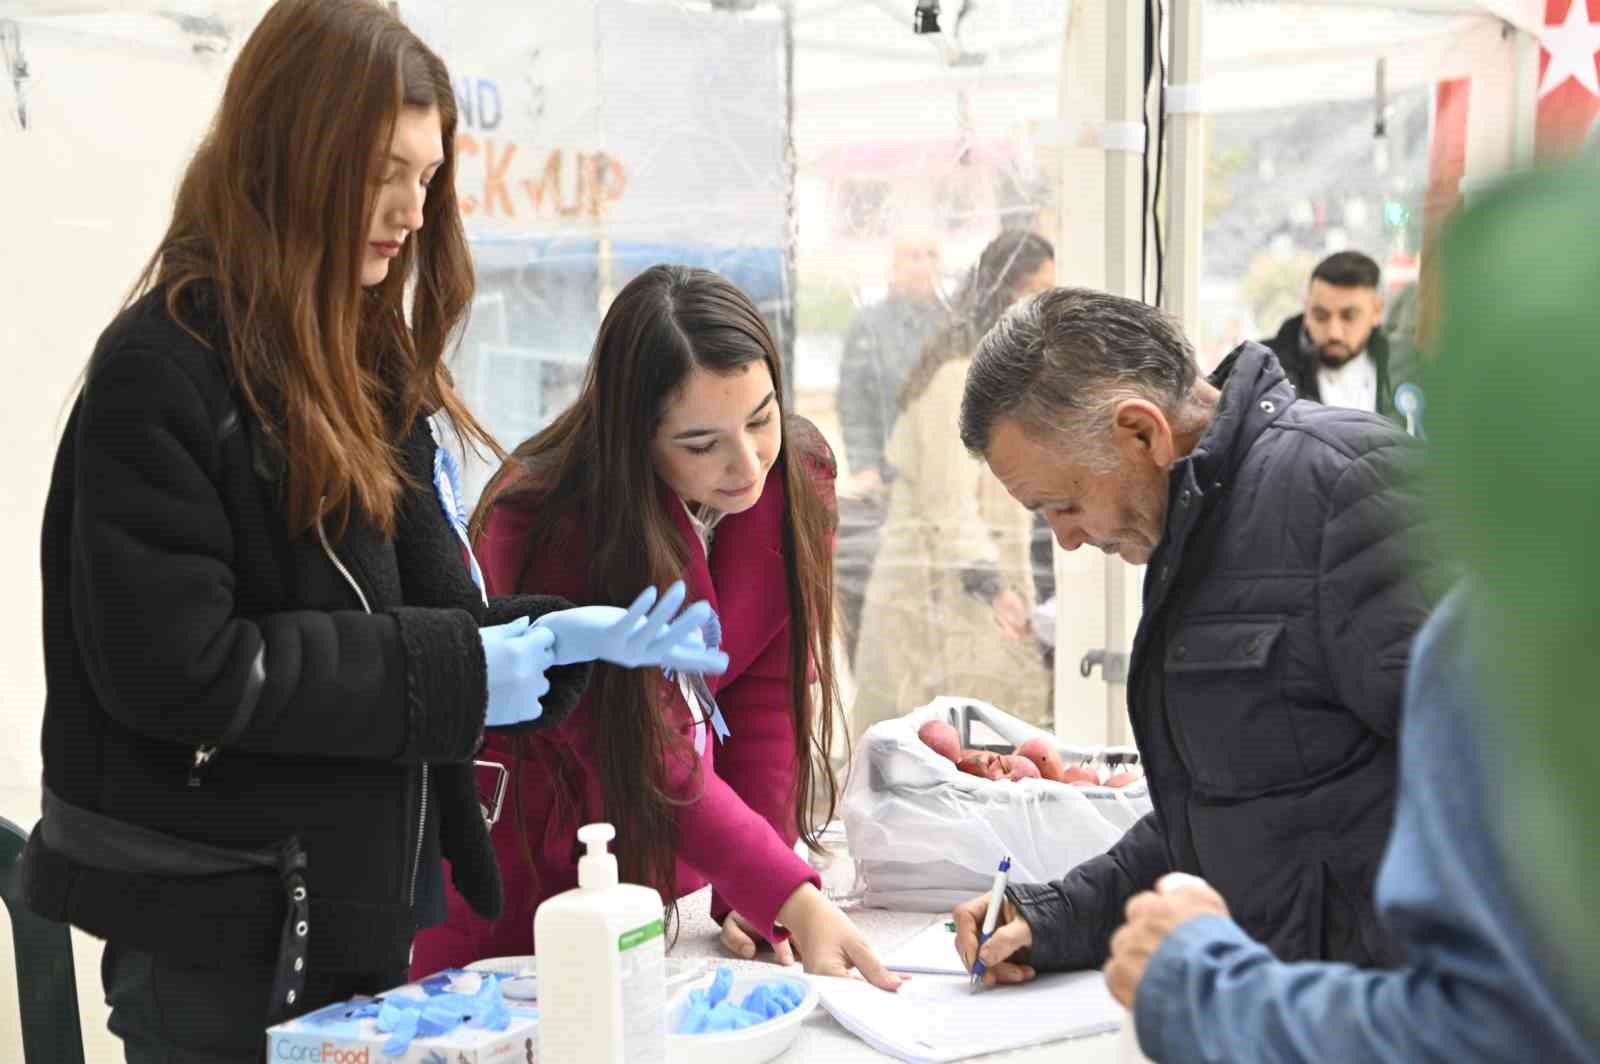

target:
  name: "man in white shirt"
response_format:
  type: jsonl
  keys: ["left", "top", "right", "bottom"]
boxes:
{"left": 1261, "top": 250, "right": 1397, "bottom": 418}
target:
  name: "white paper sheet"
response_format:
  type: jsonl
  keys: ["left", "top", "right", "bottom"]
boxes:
{"left": 814, "top": 970, "right": 1124, "bottom": 1064}
{"left": 882, "top": 918, "right": 968, "bottom": 976}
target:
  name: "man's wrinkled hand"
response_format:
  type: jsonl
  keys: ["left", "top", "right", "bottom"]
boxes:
{"left": 1104, "top": 874, "right": 1229, "bottom": 1007}
{"left": 953, "top": 893, "right": 1035, "bottom": 987}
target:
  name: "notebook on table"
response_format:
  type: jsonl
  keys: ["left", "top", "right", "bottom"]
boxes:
{"left": 813, "top": 969, "right": 1124, "bottom": 1063}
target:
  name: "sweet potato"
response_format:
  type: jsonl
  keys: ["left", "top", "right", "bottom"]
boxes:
{"left": 1014, "top": 737, "right": 1064, "bottom": 782}
{"left": 955, "top": 749, "right": 1005, "bottom": 781}
{"left": 1059, "top": 764, "right": 1100, "bottom": 786}
{"left": 916, "top": 720, "right": 962, "bottom": 763}
{"left": 998, "top": 754, "right": 1040, "bottom": 782}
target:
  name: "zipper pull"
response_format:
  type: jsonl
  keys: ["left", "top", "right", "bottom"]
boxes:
{"left": 189, "top": 744, "right": 218, "bottom": 787}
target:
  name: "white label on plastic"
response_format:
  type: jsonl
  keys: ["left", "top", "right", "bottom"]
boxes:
{"left": 618, "top": 918, "right": 666, "bottom": 1061}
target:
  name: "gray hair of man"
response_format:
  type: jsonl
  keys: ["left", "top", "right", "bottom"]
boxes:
{"left": 959, "top": 287, "right": 1204, "bottom": 469}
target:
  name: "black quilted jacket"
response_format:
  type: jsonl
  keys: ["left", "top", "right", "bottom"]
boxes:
{"left": 1011, "top": 343, "right": 1438, "bottom": 971}
{"left": 21, "top": 286, "right": 590, "bottom": 981}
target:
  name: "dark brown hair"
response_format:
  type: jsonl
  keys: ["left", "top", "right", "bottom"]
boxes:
{"left": 129, "top": 0, "right": 494, "bottom": 537}
{"left": 1312, "top": 250, "right": 1382, "bottom": 291}
{"left": 474, "top": 265, "right": 841, "bottom": 910}
{"left": 898, "top": 229, "right": 1055, "bottom": 413}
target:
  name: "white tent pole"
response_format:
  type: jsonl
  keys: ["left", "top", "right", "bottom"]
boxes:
{"left": 1051, "top": 0, "right": 1110, "bottom": 746}
{"left": 1164, "top": 0, "right": 1205, "bottom": 342}
{"left": 1048, "top": 0, "right": 1145, "bottom": 746}
{"left": 1105, "top": 0, "right": 1146, "bottom": 305}
{"left": 1510, "top": 26, "right": 1540, "bottom": 167}
{"left": 1100, "top": 0, "right": 1145, "bottom": 748}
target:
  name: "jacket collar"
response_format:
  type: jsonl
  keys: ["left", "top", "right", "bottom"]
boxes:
{"left": 1134, "top": 344, "right": 1291, "bottom": 636}
{"left": 1181, "top": 341, "right": 1294, "bottom": 498}
{"left": 661, "top": 465, "right": 791, "bottom": 687}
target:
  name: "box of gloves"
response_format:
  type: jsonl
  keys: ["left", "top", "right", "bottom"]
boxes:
{"left": 266, "top": 969, "right": 540, "bottom": 1063}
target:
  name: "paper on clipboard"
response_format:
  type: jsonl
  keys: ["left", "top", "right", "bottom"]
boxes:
{"left": 814, "top": 970, "right": 1123, "bottom": 1063}
{"left": 883, "top": 918, "right": 968, "bottom": 976}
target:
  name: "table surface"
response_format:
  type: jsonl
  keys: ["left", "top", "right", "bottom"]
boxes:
{"left": 668, "top": 887, "right": 1129, "bottom": 1063}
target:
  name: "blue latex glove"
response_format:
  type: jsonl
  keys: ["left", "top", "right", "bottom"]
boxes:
{"left": 369, "top": 974, "right": 512, "bottom": 1055}
{"left": 707, "top": 966, "right": 735, "bottom": 1006}
{"left": 674, "top": 968, "right": 804, "bottom": 1035}
{"left": 704, "top": 1000, "right": 763, "bottom": 1031}
{"left": 479, "top": 617, "right": 555, "bottom": 727}
{"left": 662, "top": 607, "right": 722, "bottom": 682}
{"left": 534, "top": 581, "right": 729, "bottom": 675}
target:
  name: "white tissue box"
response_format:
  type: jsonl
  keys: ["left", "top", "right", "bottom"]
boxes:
{"left": 265, "top": 970, "right": 540, "bottom": 1064}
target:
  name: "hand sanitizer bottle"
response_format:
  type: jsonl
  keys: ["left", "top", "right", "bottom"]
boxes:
{"left": 535, "top": 823, "right": 666, "bottom": 1063}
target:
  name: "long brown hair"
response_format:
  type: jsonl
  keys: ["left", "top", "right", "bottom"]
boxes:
{"left": 898, "top": 230, "right": 1055, "bottom": 413}
{"left": 475, "top": 265, "right": 841, "bottom": 907}
{"left": 128, "top": 0, "right": 494, "bottom": 537}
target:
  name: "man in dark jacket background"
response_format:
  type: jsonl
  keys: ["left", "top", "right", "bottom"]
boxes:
{"left": 951, "top": 287, "right": 1436, "bottom": 980}
{"left": 1262, "top": 250, "right": 1400, "bottom": 417}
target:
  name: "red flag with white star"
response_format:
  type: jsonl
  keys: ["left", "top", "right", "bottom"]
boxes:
{"left": 1537, "top": 0, "right": 1600, "bottom": 157}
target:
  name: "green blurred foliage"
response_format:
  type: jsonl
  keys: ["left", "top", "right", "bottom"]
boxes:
{"left": 1205, "top": 143, "right": 1251, "bottom": 227}
{"left": 1241, "top": 249, "right": 1316, "bottom": 331}
{"left": 797, "top": 274, "right": 860, "bottom": 335}
{"left": 1430, "top": 154, "right": 1600, "bottom": 1031}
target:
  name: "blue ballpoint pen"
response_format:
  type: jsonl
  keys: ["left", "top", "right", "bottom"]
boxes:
{"left": 969, "top": 856, "right": 1011, "bottom": 991}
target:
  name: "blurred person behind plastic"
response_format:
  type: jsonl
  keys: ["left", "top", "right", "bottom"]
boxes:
{"left": 851, "top": 231, "right": 1056, "bottom": 738}
{"left": 835, "top": 237, "right": 945, "bottom": 665}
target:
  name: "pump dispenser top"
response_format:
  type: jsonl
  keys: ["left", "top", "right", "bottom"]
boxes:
{"left": 578, "top": 822, "right": 619, "bottom": 888}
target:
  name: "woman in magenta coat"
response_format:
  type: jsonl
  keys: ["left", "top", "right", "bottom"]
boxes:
{"left": 410, "top": 265, "right": 900, "bottom": 988}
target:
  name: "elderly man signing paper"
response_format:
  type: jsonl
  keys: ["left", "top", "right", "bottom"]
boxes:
{"left": 949, "top": 288, "right": 1439, "bottom": 983}
{"left": 1091, "top": 156, "right": 1600, "bottom": 1064}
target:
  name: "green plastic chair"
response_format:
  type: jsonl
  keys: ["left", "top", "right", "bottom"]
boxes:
{"left": 0, "top": 816, "right": 85, "bottom": 1064}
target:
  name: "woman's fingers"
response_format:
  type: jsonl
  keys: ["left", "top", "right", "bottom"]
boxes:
{"left": 846, "top": 936, "right": 904, "bottom": 991}
{"left": 720, "top": 913, "right": 758, "bottom": 959}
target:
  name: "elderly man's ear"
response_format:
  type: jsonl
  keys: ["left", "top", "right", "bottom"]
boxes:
{"left": 1112, "top": 398, "right": 1178, "bottom": 469}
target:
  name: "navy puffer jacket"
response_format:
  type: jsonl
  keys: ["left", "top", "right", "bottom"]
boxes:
{"left": 1010, "top": 343, "right": 1439, "bottom": 971}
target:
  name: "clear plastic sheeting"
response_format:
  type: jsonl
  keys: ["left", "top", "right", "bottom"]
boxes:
{"left": 394, "top": 0, "right": 792, "bottom": 502}
{"left": 843, "top": 699, "right": 1150, "bottom": 912}
{"left": 0, "top": 0, "right": 1530, "bottom": 793}
{"left": 791, "top": 1, "right": 1071, "bottom": 738}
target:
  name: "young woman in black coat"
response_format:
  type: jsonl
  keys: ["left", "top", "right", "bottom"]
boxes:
{"left": 18, "top": 2, "right": 720, "bottom": 1058}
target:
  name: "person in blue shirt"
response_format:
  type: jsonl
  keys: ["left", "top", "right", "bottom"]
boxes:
{"left": 1102, "top": 588, "right": 1598, "bottom": 1064}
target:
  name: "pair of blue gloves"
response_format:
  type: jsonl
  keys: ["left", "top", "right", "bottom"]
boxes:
{"left": 478, "top": 581, "right": 728, "bottom": 728}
